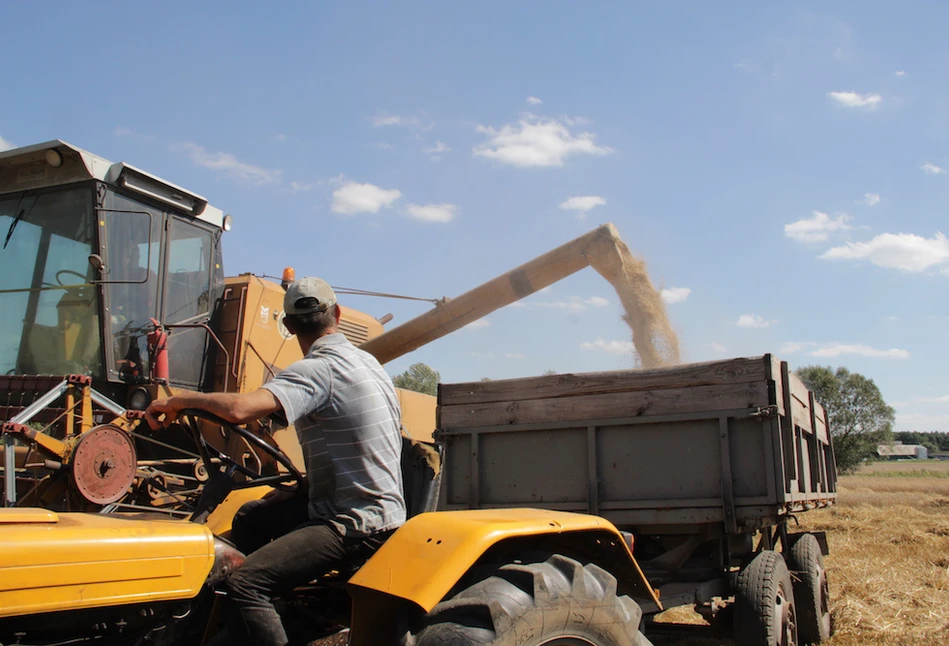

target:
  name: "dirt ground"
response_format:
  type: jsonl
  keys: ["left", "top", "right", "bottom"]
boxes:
{"left": 646, "top": 460, "right": 949, "bottom": 645}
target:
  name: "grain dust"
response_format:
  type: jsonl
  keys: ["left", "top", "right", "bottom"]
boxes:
{"left": 589, "top": 229, "right": 680, "bottom": 368}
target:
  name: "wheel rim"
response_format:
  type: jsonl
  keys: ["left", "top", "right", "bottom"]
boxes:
{"left": 775, "top": 582, "right": 798, "bottom": 646}
{"left": 539, "top": 638, "right": 598, "bottom": 646}
{"left": 818, "top": 566, "right": 832, "bottom": 635}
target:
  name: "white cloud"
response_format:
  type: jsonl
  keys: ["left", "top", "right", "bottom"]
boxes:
{"left": 0, "top": 135, "right": 14, "bottom": 152}
{"left": 921, "top": 162, "right": 946, "bottom": 175}
{"left": 861, "top": 193, "right": 881, "bottom": 206}
{"left": 580, "top": 338, "right": 635, "bottom": 355}
{"left": 526, "top": 96, "right": 543, "bottom": 105}
{"left": 330, "top": 181, "right": 402, "bottom": 214}
{"left": 422, "top": 141, "right": 451, "bottom": 156}
{"left": 820, "top": 232, "right": 949, "bottom": 272}
{"left": 114, "top": 127, "right": 132, "bottom": 137}
{"left": 784, "top": 211, "right": 852, "bottom": 243}
{"left": 559, "top": 195, "right": 606, "bottom": 218}
{"left": 660, "top": 287, "right": 691, "bottom": 304}
{"left": 373, "top": 142, "right": 394, "bottom": 150}
{"left": 535, "top": 296, "right": 610, "bottom": 313}
{"left": 737, "top": 314, "right": 775, "bottom": 328}
{"left": 465, "top": 319, "right": 491, "bottom": 330}
{"left": 291, "top": 181, "right": 313, "bottom": 192}
{"left": 917, "top": 395, "right": 949, "bottom": 404}
{"left": 373, "top": 114, "right": 420, "bottom": 127}
{"left": 809, "top": 344, "right": 909, "bottom": 359}
{"left": 779, "top": 341, "right": 817, "bottom": 355}
{"left": 174, "top": 142, "right": 281, "bottom": 185}
{"left": 895, "top": 70, "right": 906, "bottom": 76}
{"left": 404, "top": 203, "right": 457, "bottom": 223}
{"left": 711, "top": 342, "right": 727, "bottom": 353}
{"left": 505, "top": 352, "right": 527, "bottom": 359}
{"left": 827, "top": 91, "right": 882, "bottom": 109}
{"left": 270, "top": 134, "right": 287, "bottom": 142}
{"left": 473, "top": 116, "right": 613, "bottom": 167}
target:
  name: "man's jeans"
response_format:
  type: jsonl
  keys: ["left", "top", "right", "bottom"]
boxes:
{"left": 224, "top": 497, "right": 390, "bottom": 646}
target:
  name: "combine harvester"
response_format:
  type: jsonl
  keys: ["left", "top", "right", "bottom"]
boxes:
{"left": 0, "top": 141, "right": 834, "bottom": 646}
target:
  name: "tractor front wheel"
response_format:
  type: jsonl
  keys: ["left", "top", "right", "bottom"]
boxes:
{"left": 405, "top": 554, "right": 652, "bottom": 646}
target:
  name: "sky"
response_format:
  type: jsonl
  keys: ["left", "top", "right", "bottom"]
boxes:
{"left": 2, "top": 2, "right": 948, "bottom": 431}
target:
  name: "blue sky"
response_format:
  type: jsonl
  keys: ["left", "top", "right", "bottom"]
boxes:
{"left": 2, "top": 2, "right": 948, "bottom": 431}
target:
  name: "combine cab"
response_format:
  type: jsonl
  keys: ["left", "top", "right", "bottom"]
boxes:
{"left": 0, "top": 141, "right": 423, "bottom": 519}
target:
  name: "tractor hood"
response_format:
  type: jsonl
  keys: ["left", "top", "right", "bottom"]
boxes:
{"left": 0, "top": 508, "right": 215, "bottom": 618}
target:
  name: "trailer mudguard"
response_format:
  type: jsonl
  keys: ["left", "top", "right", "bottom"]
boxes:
{"left": 0, "top": 508, "right": 215, "bottom": 618}
{"left": 348, "top": 508, "right": 660, "bottom": 613}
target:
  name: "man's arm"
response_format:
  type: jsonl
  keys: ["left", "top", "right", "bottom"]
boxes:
{"left": 144, "top": 389, "right": 282, "bottom": 430}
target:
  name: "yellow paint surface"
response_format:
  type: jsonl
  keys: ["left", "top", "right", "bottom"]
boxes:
{"left": 0, "top": 509, "right": 214, "bottom": 617}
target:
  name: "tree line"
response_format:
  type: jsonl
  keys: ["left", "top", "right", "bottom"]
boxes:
{"left": 892, "top": 431, "right": 949, "bottom": 454}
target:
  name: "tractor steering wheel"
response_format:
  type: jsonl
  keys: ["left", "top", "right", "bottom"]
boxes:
{"left": 55, "top": 269, "right": 88, "bottom": 286}
{"left": 177, "top": 409, "right": 305, "bottom": 522}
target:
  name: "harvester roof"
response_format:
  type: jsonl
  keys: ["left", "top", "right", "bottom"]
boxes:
{"left": 0, "top": 140, "right": 228, "bottom": 230}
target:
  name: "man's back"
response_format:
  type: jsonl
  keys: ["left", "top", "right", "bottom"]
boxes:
{"left": 262, "top": 332, "right": 405, "bottom": 536}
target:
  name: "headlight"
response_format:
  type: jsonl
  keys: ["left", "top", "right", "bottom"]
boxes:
{"left": 128, "top": 387, "right": 152, "bottom": 411}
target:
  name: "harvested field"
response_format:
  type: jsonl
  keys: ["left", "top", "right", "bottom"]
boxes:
{"left": 648, "top": 461, "right": 949, "bottom": 645}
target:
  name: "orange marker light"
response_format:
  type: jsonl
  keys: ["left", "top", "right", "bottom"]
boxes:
{"left": 281, "top": 267, "right": 296, "bottom": 289}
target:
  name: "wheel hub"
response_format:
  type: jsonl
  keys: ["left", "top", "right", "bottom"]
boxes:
{"left": 71, "top": 425, "right": 137, "bottom": 504}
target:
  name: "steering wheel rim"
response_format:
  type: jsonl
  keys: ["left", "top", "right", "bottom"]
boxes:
{"left": 55, "top": 268, "right": 88, "bottom": 286}
{"left": 177, "top": 408, "right": 305, "bottom": 493}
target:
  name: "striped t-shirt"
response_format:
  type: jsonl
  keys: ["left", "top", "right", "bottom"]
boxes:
{"left": 261, "top": 333, "right": 405, "bottom": 536}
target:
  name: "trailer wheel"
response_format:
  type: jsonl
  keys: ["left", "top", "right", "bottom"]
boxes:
{"left": 788, "top": 534, "right": 831, "bottom": 644}
{"left": 406, "top": 554, "right": 652, "bottom": 646}
{"left": 734, "top": 550, "right": 798, "bottom": 646}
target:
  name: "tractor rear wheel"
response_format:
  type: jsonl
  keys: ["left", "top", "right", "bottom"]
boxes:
{"left": 406, "top": 554, "right": 652, "bottom": 646}
{"left": 788, "top": 534, "right": 831, "bottom": 644}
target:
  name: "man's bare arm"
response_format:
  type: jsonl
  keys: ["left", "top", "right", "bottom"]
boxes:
{"left": 144, "top": 389, "right": 282, "bottom": 430}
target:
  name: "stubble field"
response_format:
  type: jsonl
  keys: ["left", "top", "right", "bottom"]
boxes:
{"left": 650, "top": 459, "right": 949, "bottom": 645}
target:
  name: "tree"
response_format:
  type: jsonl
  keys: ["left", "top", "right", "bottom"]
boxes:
{"left": 796, "top": 365, "right": 895, "bottom": 473}
{"left": 392, "top": 363, "right": 440, "bottom": 396}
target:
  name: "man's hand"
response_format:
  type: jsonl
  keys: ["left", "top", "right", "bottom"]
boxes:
{"left": 144, "top": 397, "right": 182, "bottom": 430}
{"left": 142, "top": 389, "right": 283, "bottom": 431}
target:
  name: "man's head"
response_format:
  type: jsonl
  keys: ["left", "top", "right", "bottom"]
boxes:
{"left": 283, "top": 277, "right": 340, "bottom": 341}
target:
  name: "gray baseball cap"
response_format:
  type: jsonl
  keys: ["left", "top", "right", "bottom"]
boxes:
{"left": 284, "top": 277, "right": 337, "bottom": 315}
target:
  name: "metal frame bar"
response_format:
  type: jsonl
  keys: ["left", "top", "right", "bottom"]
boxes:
{"left": 437, "top": 407, "right": 770, "bottom": 436}
{"left": 3, "top": 380, "right": 71, "bottom": 506}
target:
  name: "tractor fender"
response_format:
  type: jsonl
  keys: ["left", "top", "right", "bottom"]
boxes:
{"left": 348, "top": 508, "right": 660, "bottom": 614}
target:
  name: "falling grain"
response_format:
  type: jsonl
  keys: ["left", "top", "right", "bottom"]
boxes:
{"left": 588, "top": 229, "right": 680, "bottom": 368}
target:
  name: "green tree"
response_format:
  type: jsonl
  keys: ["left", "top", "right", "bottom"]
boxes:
{"left": 796, "top": 365, "right": 895, "bottom": 473}
{"left": 392, "top": 363, "right": 440, "bottom": 396}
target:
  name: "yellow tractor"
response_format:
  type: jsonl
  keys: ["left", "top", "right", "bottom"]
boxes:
{"left": 0, "top": 141, "right": 662, "bottom": 645}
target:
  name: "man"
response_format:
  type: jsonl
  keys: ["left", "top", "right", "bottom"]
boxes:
{"left": 144, "top": 277, "right": 405, "bottom": 646}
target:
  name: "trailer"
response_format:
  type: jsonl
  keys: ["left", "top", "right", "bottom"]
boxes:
{"left": 436, "top": 354, "right": 837, "bottom": 645}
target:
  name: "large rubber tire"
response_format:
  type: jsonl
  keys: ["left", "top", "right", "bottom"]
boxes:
{"left": 734, "top": 550, "right": 798, "bottom": 646}
{"left": 788, "top": 534, "right": 831, "bottom": 644}
{"left": 407, "top": 554, "right": 652, "bottom": 646}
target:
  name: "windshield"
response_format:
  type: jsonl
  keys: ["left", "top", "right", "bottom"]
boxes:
{"left": 0, "top": 187, "right": 101, "bottom": 377}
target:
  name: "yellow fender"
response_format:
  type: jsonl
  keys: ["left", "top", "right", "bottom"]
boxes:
{"left": 348, "top": 507, "right": 660, "bottom": 613}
